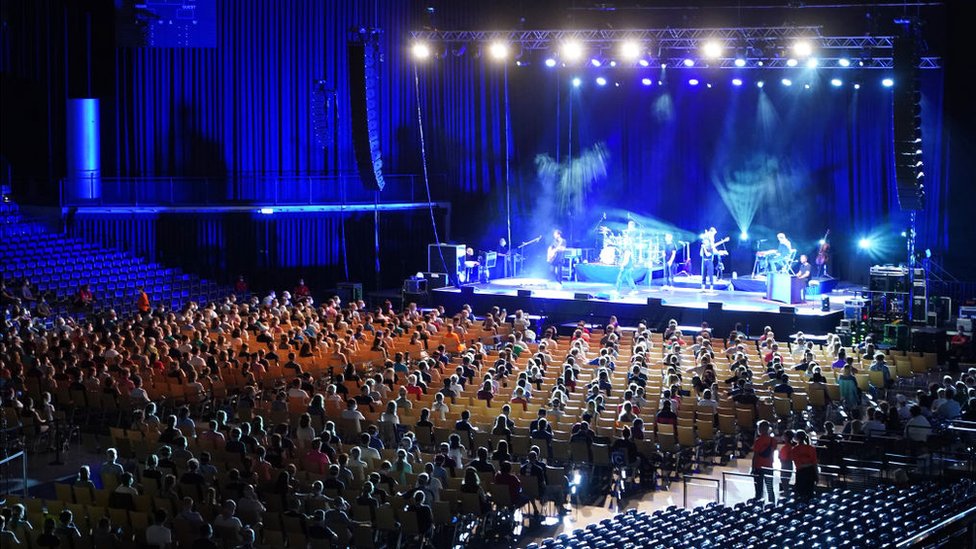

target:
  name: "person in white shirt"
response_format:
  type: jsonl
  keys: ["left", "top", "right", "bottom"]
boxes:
{"left": 212, "top": 500, "right": 243, "bottom": 537}
{"left": 287, "top": 379, "right": 310, "bottom": 402}
{"left": 431, "top": 393, "right": 450, "bottom": 421}
{"left": 145, "top": 509, "right": 173, "bottom": 549}
{"left": 904, "top": 405, "right": 932, "bottom": 442}
{"left": 340, "top": 400, "right": 365, "bottom": 422}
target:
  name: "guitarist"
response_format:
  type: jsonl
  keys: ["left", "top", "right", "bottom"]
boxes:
{"left": 547, "top": 229, "right": 567, "bottom": 283}
{"left": 663, "top": 233, "right": 677, "bottom": 289}
{"left": 700, "top": 228, "right": 730, "bottom": 292}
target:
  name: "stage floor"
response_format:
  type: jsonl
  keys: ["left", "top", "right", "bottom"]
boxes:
{"left": 427, "top": 276, "right": 857, "bottom": 336}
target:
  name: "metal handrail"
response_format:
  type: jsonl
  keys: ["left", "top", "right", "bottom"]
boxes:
{"left": 895, "top": 504, "right": 976, "bottom": 548}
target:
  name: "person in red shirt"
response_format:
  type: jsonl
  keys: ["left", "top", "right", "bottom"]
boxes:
{"left": 137, "top": 287, "right": 151, "bottom": 315}
{"left": 493, "top": 461, "right": 524, "bottom": 506}
{"left": 294, "top": 278, "right": 311, "bottom": 299}
{"left": 751, "top": 420, "right": 778, "bottom": 503}
{"left": 73, "top": 283, "right": 94, "bottom": 311}
{"left": 234, "top": 275, "right": 248, "bottom": 295}
{"left": 791, "top": 431, "right": 819, "bottom": 499}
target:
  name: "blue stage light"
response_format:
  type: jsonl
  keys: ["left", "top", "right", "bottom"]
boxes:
{"left": 259, "top": 208, "right": 274, "bottom": 215}
{"left": 638, "top": 59, "right": 650, "bottom": 67}
{"left": 545, "top": 58, "right": 557, "bottom": 68}
{"left": 831, "top": 78, "right": 843, "bottom": 87}
{"left": 732, "top": 78, "right": 743, "bottom": 86}
{"left": 683, "top": 59, "right": 694, "bottom": 67}
{"left": 786, "top": 58, "right": 798, "bottom": 67}
{"left": 688, "top": 78, "right": 699, "bottom": 86}
{"left": 838, "top": 58, "right": 851, "bottom": 67}
{"left": 882, "top": 78, "right": 894, "bottom": 87}
{"left": 641, "top": 77, "right": 652, "bottom": 86}
{"left": 572, "top": 77, "right": 582, "bottom": 88}
{"left": 858, "top": 238, "right": 872, "bottom": 250}
{"left": 591, "top": 58, "right": 602, "bottom": 67}
{"left": 806, "top": 58, "right": 819, "bottom": 68}
{"left": 596, "top": 76, "right": 607, "bottom": 86}
{"left": 740, "top": 231, "right": 749, "bottom": 241}
{"left": 781, "top": 78, "right": 792, "bottom": 86}
{"left": 756, "top": 81, "right": 764, "bottom": 88}
{"left": 734, "top": 58, "right": 746, "bottom": 67}
{"left": 854, "top": 83, "right": 861, "bottom": 90}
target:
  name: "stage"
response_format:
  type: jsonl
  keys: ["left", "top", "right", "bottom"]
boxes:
{"left": 427, "top": 276, "right": 855, "bottom": 337}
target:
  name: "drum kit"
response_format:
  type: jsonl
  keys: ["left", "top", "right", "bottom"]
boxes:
{"left": 596, "top": 225, "right": 664, "bottom": 269}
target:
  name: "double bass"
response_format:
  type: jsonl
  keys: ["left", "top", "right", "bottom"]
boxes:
{"left": 815, "top": 230, "right": 831, "bottom": 266}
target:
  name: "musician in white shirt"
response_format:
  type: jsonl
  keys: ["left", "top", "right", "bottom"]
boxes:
{"left": 700, "top": 227, "right": 718, "bottom": 291}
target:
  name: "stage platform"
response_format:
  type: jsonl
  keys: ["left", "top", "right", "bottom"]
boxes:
{"left": 427, "top": 276, "right": 856, "bottom": 337}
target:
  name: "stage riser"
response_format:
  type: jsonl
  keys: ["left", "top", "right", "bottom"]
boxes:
{"left": 429, "top": 291, "right": 844, "bottom": 337}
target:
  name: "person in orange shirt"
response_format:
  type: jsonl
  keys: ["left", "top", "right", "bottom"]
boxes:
{"left": 443, "top": 324, "right": 465, "bottom": 353}
{"left": 137, "top": 287, "right": 151, "bottom": 315}
{"left": 751, "top": 420, "right": 777, "bottom": 503}
{"left": 791, "top": 431, "right": 819, "bottom": 499}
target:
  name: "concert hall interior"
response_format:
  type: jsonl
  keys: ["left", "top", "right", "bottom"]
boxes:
{"left": 2, "top": 1, "right": 976, "bottom": 548}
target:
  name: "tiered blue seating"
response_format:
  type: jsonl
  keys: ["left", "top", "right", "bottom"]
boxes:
{"left": 0, "top": 202, "right": 229, "bottom": 314}
{"left": 528, "top": 480, "right": 976, "bottom": 549}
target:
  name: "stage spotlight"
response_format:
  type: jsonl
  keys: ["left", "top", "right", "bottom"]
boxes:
{"left": 901, "top": 230, "right": 908, "bottom": 237}
{"left": 641, "top": 77, "right": 652, "bottom": 86}
{"left": 882, "top": 78, "right": 894, "bottom": 87}
{"left": 786, "top": 58, "right": 799, "bottom": 67}
{"left": 638, "top": 59, "right": 649, "bottom": 67}
{"left": 609, "top": 61, "right": 617, "bottom": 67}
{"left": 590, "top": 58, "right": 602, "bottom": 67}
{"left": 781, "top": 78, "right": 792, "bottom": 86}
{"left": 831, "top": 78, "right": 843, "bottom": 87}
{"left": 732, "top": 78, "right": 743, "bottom": 86}
{"left": 620, "top": 40, "right": 641, "bottom": 60}
{"left": 734, "top": 58, "right": 746, "bottom": 67}
{"left": 740, "top": 231, "right": 749, "bottom": 241}
{"left": 804, "top": 84, "right": 811, "bottom": 89}
{"left": 793, "top": 40, "right": 814, "bottom": 57}
{"left": 854, "top": 83, "right": 861, "bottom": 90}
{"left": 838, "top": 58, "right": 851, "bottom": 67}
{"left": 571, "top": 77, "right": 582, "bottom": 88}
{"left": 757, "top": 80, "right": 765, "bottom": 88}
{"left": 562, "top": 40, "right": 584, "bottom": 62}
{"left": 757, "top": 60, "right": 764, "bottom": 67}
{"left": 259, "top": 207, "right": 274, "bottom": 215}
{"left": 703, "top": 41, "right": 723, "bottom": 59}
{"left": 858, "top": 238, "right": 873, "bottom": 250}
{"left": 806, "top": 58, "right": 819, "bottom": 68}
{"left": 683, "top": 58, "right": 695, "bottom": 67}
{"left": 819, "top": 239, "right": 826, "bottom": 246}
{"left": 545, "top": 57, "right": 557, "bottom": 68}
{"left": 488, "top": 41, "right": 509, "bottom": 60}
{"left": 411, "top": 42, "right": 431, "bottom": 60}
{"left": 688, "top": 78, "right": 699, "bottom": 86}
{"left": 596, "top": 76, "right": 607, "bottom": 86}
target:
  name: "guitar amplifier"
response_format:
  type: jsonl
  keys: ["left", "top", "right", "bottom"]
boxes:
{"left": 427, "top": 244, "right": 466, "bottom": 286}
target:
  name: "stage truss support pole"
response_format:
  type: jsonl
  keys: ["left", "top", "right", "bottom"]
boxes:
{"left": 907, "top": 211, "right": 917, "bottom": 325}
{"left": 504, "top": 63, "right": 512, "bottom": 273}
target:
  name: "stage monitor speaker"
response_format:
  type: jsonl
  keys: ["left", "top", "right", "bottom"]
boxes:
{"left": 574, "top": 293, "right": 592, "bottom": 300}
{"left": 336, "top": 282, "right": 362, "bottom": 303}
{"left": 821, "top": 296, "right": 831, "bottom": 312}
{"left": 780, "top": 306, "right": 797, "bottom": 315}
{"left": 517, "top": 290, "right": 532, "bottom": 298}
{"left": 348, "top": 31, "right": 385, "bottom": 191}
{"left": 427, "top": 244, "right": 465, "bottom": 286}
{"left": 461, "top": 286, "right": 474, "bottom": 296}
{"left": 647, "top": 297, "right": 663, "bottom": 307}
{"left": 707, "top": 302, "right": 723, "bottom": 313}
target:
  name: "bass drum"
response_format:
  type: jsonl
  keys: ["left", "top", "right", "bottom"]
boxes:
{"left": 599, "top": 246, "right": 618, "bottom": 265}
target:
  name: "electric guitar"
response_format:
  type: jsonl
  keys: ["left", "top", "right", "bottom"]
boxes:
{"left": 701, "top": 237, "right": 731, "bottom": 258}
{"left": 547, "top": 241, "right": 566, "bottom": 263}
{"left": 815, "top": 230, "right": 831, "bottom": 266}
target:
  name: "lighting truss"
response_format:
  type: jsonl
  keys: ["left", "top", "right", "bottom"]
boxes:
{"left": 408, "top": 27, "right": 941, "bottom": 69}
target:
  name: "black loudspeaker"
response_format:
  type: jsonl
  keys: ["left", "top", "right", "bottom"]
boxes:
{"left": 821, "top": 296, "right": 831, "bottom": 312}
{"left": 574, "top": 293, "right": 592, "bottom": 300}
{"left": 348, "top": 31, "right": 385, "bottom": 191}
{"left": 517, "top": 290, "right": 532, "bottom": 298}
{"left": 647, "top": 297, "right": 663, "bottom": 306}
{"left": 421, "top": 272, "right": 449, "bottom": 290}
{"left": 892, "top": 33, "right": 925, "bottom": 211}
{"left": 707, "top": 302, "right": 723, "bottom": 313}
{"left": 461, "top": 286, "right": 474, "bottom": 296}
{"left": 780, "top": 306, "right": 797, "bottom": 315}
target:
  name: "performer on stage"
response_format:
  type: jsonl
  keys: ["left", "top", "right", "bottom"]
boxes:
{"left": 615, "top": 223, "right": 638, "bottom": 294}
{"left": 771, "top": 233, "right": 794, "bottom": 273}
{"left": 796, "top": 255, "right": 812, "bottom": 280}
{"left": 497, "top": 237, "right": 511, "bottom": 278}
{"left": 547, "top": 229, "right": 566, "bottom": 283}
{"left": 700, "top": 227, "right": 718, "bottom": 292}
{"left": 663, "top": 233, "right": 677, "bottom": 289}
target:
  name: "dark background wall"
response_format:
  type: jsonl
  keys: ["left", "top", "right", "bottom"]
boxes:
{"left": 1, "top": 0, "right": 972, "bottom": 288}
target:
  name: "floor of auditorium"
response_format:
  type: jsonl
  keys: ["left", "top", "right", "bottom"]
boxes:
{"left": 15, "top": 442, "right": 768, "bottom": 547}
